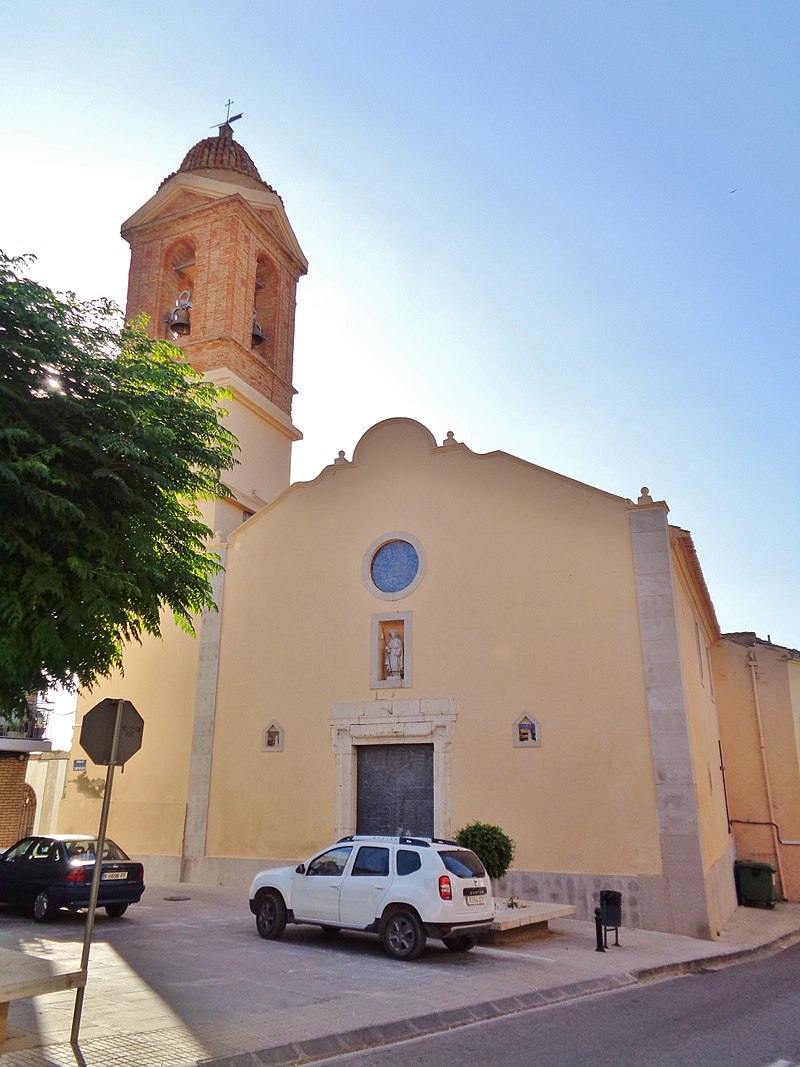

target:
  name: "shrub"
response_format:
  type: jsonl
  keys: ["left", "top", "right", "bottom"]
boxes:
{"left": 454, "top": 822, "right": 515, "bottom": 880}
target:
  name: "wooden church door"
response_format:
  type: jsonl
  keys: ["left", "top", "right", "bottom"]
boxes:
{"left": 356, "top": 744, "right": 434, "bottom": 837}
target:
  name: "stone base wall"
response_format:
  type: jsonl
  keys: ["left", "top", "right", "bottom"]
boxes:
{"left": 134, "top": 854, "right": 294, "bottom": 889}
{"left": 495, "top": 869, "right": 670, "bottom": 934}
{"left": 707, "top": 837, "right": 739, "bottom": 935}
{"left": 133, "top": 848, "right": 739, "bottom": 941}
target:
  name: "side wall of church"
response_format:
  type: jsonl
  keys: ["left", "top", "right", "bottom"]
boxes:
{"left": 56, "top": 502, "right": 222, "bottom": 866}
{"left": 671, "top": 555, "right": 737, "bottom": 933}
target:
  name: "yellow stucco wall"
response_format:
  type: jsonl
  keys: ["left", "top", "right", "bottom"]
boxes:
{"left": 55, "top": 480, "right": 221, "bottom": 859}
{"left": 714, "top": 639, "right": 800, "bottom": 900}
{"left": 670, "top": 546, "right": 732, "bottom": 931}
{"left": 57, "top": 618, "right": 202, "bottom": 856}
{"left": 790, "top": 660, "right": 800, "bottom": 772}
{"left": 206, "top": 372, "right": 296, "bottom": 514}
{"left": 204, "top": 419, "right": 664, "bottom": 875}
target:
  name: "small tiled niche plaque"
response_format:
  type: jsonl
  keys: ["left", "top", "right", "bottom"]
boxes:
{"left": 261, "top": 721, "right": 284, "bottom": 752}
{"left": 513, "top": 713, "right": 541, "bottom": 748}
{"left": 371, "top": 612, "right": 412, "bottom": 689}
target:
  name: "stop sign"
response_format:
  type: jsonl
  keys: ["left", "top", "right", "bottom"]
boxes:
{"left": 80, "top": 699, "right": 144, "bottom": 766}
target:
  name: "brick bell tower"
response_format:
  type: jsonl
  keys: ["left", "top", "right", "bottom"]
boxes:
{"left": 120, "top": 120, "right": 308, "bottom": 526}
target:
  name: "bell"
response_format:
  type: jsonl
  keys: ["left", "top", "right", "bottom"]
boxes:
{"left": 168, "top": 306, "right": 191, "bottom": 336}
{"left": 167, "top": 289, "right": 192, "bottom": 337}
{"left": 251, "top": 309, "right": 267, "bottom": 346}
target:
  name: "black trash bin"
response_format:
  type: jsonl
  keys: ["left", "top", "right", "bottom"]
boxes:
{"left": 734, "top": 860, "right": 776, "bottom": 908}
{"left": 599, "top": 890, "right": 622, "bottom": 947}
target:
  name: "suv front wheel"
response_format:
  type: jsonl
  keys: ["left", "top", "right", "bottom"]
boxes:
{"left": 381, "top": 908, "right": 426, "bottom": 961}
{"left": 256, "top": 890, "right": 287, "bottom": 940}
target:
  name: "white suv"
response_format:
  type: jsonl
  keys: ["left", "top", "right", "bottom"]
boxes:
{"left": 248, "top": 835, "right": 494, "bottom": 960}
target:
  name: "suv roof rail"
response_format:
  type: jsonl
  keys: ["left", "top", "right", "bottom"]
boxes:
{"left": 430, "top": 837, "right": 459, "bottom": 846}
{"left": 336, "top": 834, "right": 433, "bottom": 847}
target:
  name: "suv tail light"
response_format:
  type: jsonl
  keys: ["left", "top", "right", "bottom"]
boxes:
{"left": 67, "top": 865, "right": 88, "bottom": 883}
{"left": 438, "top": 875, "right": 452, "bottom": 900}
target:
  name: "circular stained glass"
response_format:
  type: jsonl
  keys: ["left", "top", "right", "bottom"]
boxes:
{"left": 371, "top": 540, "right": 420, "bottom": 594}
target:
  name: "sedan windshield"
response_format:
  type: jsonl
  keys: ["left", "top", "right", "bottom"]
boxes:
{"left": 65, "top": 840, "right": 130, "bottom": 861}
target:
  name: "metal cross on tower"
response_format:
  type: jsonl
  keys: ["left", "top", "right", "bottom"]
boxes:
{"left": 212, "top": 99, "right": 243, "bottom": 131}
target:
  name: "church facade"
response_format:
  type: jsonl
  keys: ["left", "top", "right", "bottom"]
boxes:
{"left": 57, "top": 124, "right": 743, "bottom": 939}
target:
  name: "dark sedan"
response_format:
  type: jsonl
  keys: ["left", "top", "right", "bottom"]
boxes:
{"left": 0, "top": 834, "right": 145, "bottom": 921}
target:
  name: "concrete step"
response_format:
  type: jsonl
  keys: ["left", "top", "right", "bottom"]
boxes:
{"left": 485, "top": 898, "right": 577, "bottom": 944}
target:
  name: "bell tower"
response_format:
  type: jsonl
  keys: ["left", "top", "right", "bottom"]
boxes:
{"left": 120, "top": 121, "right": 308, "bottom": 527}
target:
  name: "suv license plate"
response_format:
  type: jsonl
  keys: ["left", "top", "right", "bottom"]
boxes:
{"left": 102, "top": 871, "right": 127, "bottom": 881}
{"left": 464, "top": 887, "right": 486, "bottom": 905}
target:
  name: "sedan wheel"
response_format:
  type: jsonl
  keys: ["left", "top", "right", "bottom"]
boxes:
{"left": 382, "top": 910, "right": 426, "bottom": 961}
{"left": 33, "top": 890, "right": 57, "bottom": 923}
{"left": 105, "top": 903, "right": 129, "bottom": 918}
{"left": 256, "top": 891, "right": 287, "bottom": 940}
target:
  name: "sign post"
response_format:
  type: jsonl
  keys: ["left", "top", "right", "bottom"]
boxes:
{"left": 70, "top": 698, "right": 143, "bottom": 1048}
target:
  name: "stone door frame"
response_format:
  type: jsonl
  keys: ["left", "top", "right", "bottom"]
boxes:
{"left": 330, "top": 698, "right": 457, "bottom": 840}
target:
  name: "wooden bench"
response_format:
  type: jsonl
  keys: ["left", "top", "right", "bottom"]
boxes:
{"left": 483, "top": 899, "right": 578, "bottom": 945}
{"left": 0, "top": 947, "right": 83, "bottom": 1046}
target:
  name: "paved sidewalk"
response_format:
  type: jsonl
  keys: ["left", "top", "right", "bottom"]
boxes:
{"left": 2, "top": 884, "right": 800, "bottom": 1066}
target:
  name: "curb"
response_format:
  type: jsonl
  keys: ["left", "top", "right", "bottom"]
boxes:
{"left": 199, "top": 975, "right": 639, "bottom": 1067}
{"left": 199, "top": 927, "right": 800, "bottom": 1067}
{"left": 632, "top": 924, "right": 800, "bottom": 983}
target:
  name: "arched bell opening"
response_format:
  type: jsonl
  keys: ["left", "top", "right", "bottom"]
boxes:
{"left": 252, "top": 253, "right": 278, "bottom": 350}
{"left": 163, "top": 238, "right": 198, "bottom": 340}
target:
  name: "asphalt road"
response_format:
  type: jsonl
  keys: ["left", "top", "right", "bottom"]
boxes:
{"left": 318, "top": 942, "right": 800, "bottom": 1067}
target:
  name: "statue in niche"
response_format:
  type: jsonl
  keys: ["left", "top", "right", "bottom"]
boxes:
{"left": 384, "top": 629, "right": 404, "bottom": 680}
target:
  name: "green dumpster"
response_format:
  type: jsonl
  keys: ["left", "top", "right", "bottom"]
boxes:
{"left": 734, "top": 860, "right": 776, "bottom": 908}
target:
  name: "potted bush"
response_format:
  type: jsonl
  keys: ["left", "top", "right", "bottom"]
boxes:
{"left": 454, "top": 822, "right": 515, "bottom": 881}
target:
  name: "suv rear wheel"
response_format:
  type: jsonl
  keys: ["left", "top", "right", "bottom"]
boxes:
{"left": 442, "top": 932, "right": 479, "bottom": 952}
{"left": 382, "top": 908, "right": 426, "bottom": 961}
{"left": 256, "top": 890, "right": 287, "bottom": 940}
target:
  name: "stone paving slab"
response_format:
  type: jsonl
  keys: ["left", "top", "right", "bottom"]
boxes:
{"left": 0, "top": 884, "right": 799, "bottom": 1066}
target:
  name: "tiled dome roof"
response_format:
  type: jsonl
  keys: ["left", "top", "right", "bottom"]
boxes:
{"left": 158, "top": 123, "right": 279, "bottom": 196}
{"left": 178, "top": 124, "right": 263, "bottom": 180}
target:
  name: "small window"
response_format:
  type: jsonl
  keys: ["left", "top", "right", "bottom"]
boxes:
{"left": 306, "top": 846, "right": 352, "bottom": 877}
{"left": 705, "top": 643, "right": 716, "bottom": 702}
{"left": 362, "top": 532, "right": 427, "bottom": 602}
{"left": 396, "top": 849, "right": 422, "bottom": 876}
{"left": 695, "top": 620, "right": 705, "bottom": 684}
{"left": 439, "top": 850, "right": 486, "bottom": 878}
{"left": 352, "top": 846, "right": 390, "bottom": 877}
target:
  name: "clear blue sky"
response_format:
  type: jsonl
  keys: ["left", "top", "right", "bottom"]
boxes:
{"left": 2, "top": 1, "right": 798, "bottom": 645}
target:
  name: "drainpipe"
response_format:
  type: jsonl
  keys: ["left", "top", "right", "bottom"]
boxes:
{"left": 747, "top": 650, "right": 788, "bottom": 896}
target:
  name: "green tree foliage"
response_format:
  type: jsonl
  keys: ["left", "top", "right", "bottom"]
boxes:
{"left": 0, "top": 252, "right": 238, "bottom": 719}
{"left": 455, "top": 822, "right": 516, "bottom": 880}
